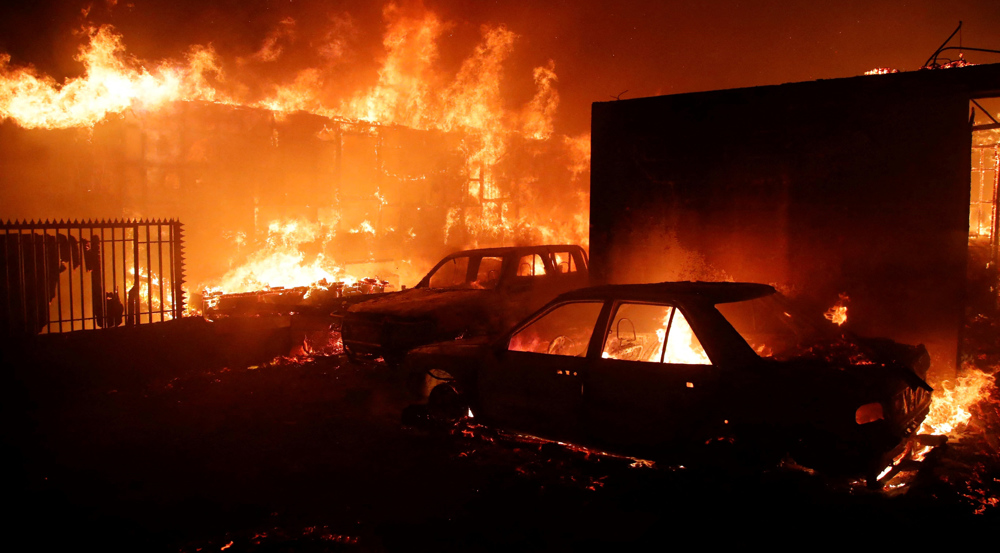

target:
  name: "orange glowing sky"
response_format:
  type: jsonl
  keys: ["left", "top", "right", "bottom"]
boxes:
{"left": 2, "top": 0, "right": 999, "bottom": 137}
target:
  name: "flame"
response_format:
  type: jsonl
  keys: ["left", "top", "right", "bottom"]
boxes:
{"left": 0, "top": 25, "right": 229, "bottom": 129}
{"left": 532, "top": 254, "right": 546, "bottom": 276}
{"left": 919, "top": 367, "right": 997, "bottom": 437}
{"left": 214, "top": 218, "right": 348, "bottom": 292}
{"left": 522, "top": 61, "right": 559, "bottom": 141}
{"left": 345, "top": 5, "right": 444, "bottom": 128}
{"left": 864, "top": 68, "right": 899, "bottom": 75}
{"left": 824, "top": 293, "right": 849, "bottom": 326}
{"left": 603, "top": 308, "right": 709, "bottom": 364}
{"left": 124, "top": 263, "right": 177, "bottom": 318}
{"left": 0, "top": 4, "right": 591, "bottom": 295}
{"left": 662, "top": 311, "right": 710, "bottom": 364}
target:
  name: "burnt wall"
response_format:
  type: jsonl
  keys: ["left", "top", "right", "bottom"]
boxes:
{"left": 591, "top": 64, "right": 1000, "bottom": 371}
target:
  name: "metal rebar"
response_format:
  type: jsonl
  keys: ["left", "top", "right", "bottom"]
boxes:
{"left": 3, "top": 226, "right": 10, "bottom": 332}
{"left": 101, "top": 227, "right": 108, "bottom": 328}
{"left": 157, "top": 224, "right": 165, "bottom": 322}
{"left": 68, "top": 228, "right": 75, "bottom": 330}
{"left": 922, "top": 21, "right": 962, "bottom": 68}
{"left": 17, "top": 229, "right": 25, "bottom": 333}
{"left": 168, "top": 223, "right": 176, "bottom": 318}
{"left": 144, "top": 225, "right": 152, "bottom": 323}
{"left": 1, "top": 219, "right": 186, "bottom": 333}
{"left": 131, "top": 225, "right": 139, "bottom": 326}
{"left": 54, "top": 227, "right": 63, "bottom": 333}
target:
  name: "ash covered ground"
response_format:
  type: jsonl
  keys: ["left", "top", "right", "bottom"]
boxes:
{"left": 2, "top": 319, "right": 998, "bottom": 552}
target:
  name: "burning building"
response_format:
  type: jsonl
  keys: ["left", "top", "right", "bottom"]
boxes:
{"left": 0, "top": 7, "right": 590, "bottom": 333}
{"left": 591, "top": 62, "right": 1000, "bottom": 375}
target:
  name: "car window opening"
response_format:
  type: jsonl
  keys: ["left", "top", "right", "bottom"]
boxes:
{"left": 508, "top": 301, "right": 603, "bottom": 357}
{"left": 427, "top": 255, "right": 503, "bottom": 290}
{"left": 715, "top": 295, "right": 828, "bottom": 360}
{"left": 602, "top": 303, "right": 710, "bottom": 365}
{"left": 550, "top": 251, "right": 578, "bottom": 274}
{"left": 516, "top": 254, "right": 547, "bottom": 277}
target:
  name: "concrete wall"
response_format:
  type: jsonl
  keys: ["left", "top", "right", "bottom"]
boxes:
{"left": 591, "top": 64, "right": 1000, "bottom": 371}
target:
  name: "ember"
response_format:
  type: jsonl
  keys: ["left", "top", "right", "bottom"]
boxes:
{"left": 823, "top": 293, "right": 849, "bottom": 326}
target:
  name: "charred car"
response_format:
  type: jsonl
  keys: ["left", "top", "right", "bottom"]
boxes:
{"left": 406, "top": 281, "right": 933, "bottom": 484}
{"left": 341, "top": 245, "right": 589, "bottom": 364}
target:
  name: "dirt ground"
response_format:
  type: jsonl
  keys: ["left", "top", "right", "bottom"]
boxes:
{"left": 2, "top": 319, "right": 998, "bottom": 551}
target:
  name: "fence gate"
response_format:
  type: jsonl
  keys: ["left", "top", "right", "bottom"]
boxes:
{"left": 1, "top": 219, "right": 186, "bottom": 335}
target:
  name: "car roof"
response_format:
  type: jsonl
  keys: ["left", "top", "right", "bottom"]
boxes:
{"left": 553, "top": 281, "right": 776, "bottom": 305}
{"left": 440, "top": 244, "right": 584, "bottom": 258}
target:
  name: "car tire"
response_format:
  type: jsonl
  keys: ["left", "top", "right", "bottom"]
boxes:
{"left": 427, "top": 383, "right": 468, "bottom": 424}
{"left": 344, "top": 345, "right": 364, "bottom": 364}
{"left": 722, "top": 422, "right": 790, "bottom": 471}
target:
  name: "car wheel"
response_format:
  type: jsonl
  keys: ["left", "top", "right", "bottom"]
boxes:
{"left": 344, "top": 345, "right": 364, "bottom": 364}
{"left": 721, "top": 422, "right": 790, "bottom": 471}
{"left": 427, "top": 383, "right": 468, "bottom": 424}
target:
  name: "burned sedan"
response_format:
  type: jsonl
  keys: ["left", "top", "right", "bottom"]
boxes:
{"left": 342, "top": 245, "right": 588, "bottom": 364}
{"left": 407, "top": 282, "right": 933, "bottom": 484}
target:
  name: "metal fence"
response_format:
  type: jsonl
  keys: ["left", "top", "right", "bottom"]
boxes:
{"left": 1, "top": 219, "right": 186, "bottom": 335}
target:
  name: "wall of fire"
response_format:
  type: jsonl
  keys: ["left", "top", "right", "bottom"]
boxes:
{"left": 0, "top": 100, "right": 537, "bottom": 288}
{"left": 591, "top": 64, "right": 1000, "bottom": 373}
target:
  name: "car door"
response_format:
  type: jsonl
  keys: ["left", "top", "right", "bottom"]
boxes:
{"left": 478, "top": 300, "right": 605, "bottom": 441}
{"left": 546, "top": 247, "right": 589, "bottom": 294}
{"left": 584, "top": 302, "right": 721, "bottom": 452}
{"left": 498, "top": 251, "right": 565, "bottom": 329}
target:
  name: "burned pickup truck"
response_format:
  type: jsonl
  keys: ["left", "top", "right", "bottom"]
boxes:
{"left": 341, "top": 245, "right": 588, "bottom": 364}
{"left": 407, "top": 282, "right": 934, "bottom": 486}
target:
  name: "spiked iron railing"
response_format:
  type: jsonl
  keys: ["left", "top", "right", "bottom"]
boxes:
{"left": 1, "top": 219, "right": 186, "bottom": 335}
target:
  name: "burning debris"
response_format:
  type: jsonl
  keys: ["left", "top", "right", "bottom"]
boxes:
{"left": 202, "top": 278, "right": 390, "bottom": 319}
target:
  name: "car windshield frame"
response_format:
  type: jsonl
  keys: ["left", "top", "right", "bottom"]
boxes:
{"left": 424, "top": 253, "right": 508, "bottom": 290}
{"left": 712, "top": 292, "right": 837, "bottom": 361}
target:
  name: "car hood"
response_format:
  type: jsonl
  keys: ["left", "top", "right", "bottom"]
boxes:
{"left": 410, "top": 335, "right": 495, "bottom": 356}
{"left": 774, "top": 334, "right": 931, "bottom": 383}
{"left": 405, "top": 336, "right": 494, "bottom": 384}
{"left": 348, "top": 287, "right": 492, "bottom": 318}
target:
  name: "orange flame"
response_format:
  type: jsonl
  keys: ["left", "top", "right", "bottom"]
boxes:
{"left": 919, "top": 367, "right": 997, "bottom": 437}
{"left": 824, "top": 293, "right": 849, "bottom": 326}
{"left": 0, "top": 5, "right": 591, "bottom": 294}
{"left": 213, "top": 218, "right": 355, "bottom": 293}
{"left": 603, "top": 308, "right": 709, "bottom": 364}
{"left": 0, "top": 25, "right": 229, "bottom": 129}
